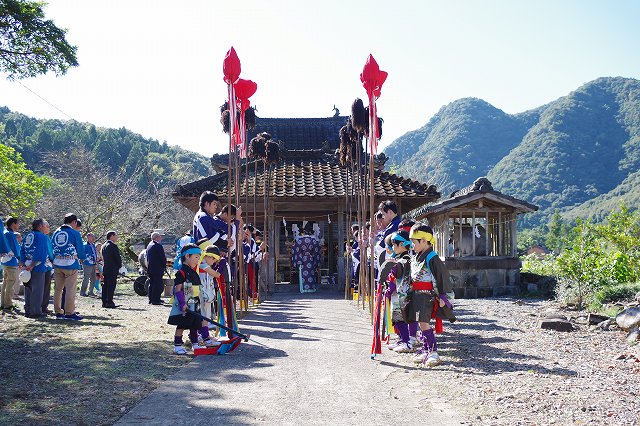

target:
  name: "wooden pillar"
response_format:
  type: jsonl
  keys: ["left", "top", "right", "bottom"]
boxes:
{"left": 510, "top": 213, "right": 517, "bottom": 257}
{"left": 267, "top": 202, "right": 276, "bottom": 288}
{"left": 485, "top": 211, "right": 489, "bottom": 256}
{"left": 458, "top": 211, "right": 463, "bottom": 257}
{"left": 337, "top": 206, "right": 345, "bottom": 293}
{"left": 498, "top": 211, "right": 503, "bottom": 256}
{"left": 471, "top": 211, "right": 476, "bottom": 256}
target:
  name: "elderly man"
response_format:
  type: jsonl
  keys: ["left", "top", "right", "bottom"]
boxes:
{"left": 146, "top": 230, "right": 167, "bottom": 305}
{"left": 80, "top": 233, "right": 98, "bottom": 297}
{"left": 101, "top": 230, "right": 122, "bottom": 309}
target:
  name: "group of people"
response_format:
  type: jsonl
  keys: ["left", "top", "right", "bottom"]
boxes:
{"left": 348, "top": 200, "right": 456, "bottom": 366}
{"left": 168, "top": 190, "right": 268, "bottom": 355}
{"left": 0, "top": 213, "right": 123, "bottom": 320}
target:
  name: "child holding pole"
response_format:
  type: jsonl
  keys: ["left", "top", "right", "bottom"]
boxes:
{"left": 168, "top": 243, "right": 206, "bottom": 355}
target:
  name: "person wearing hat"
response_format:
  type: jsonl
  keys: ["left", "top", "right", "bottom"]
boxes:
{"left": 19, "top": 219, "right": 50, "bottom": 318}
{"left": 146, "top": 230, "right": 167, "bottom": 305}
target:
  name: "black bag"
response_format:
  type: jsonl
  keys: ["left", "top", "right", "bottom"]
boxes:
{"left": 133, "top": 275, "right": 149, "bottom": 296}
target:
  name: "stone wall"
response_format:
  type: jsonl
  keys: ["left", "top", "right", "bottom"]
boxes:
{"left": 445, "top": 257, "right": 521, "bottom": 298}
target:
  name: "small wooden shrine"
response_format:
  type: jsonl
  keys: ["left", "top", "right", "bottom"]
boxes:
{"left": 409, "top": 177, "right": 538, "bottom": 298}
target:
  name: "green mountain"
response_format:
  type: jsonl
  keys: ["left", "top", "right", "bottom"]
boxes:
{"left": 385, "top": 98, "right": 545, "bottom": 191}
{"left": 0, "top": 106, "right": 211, "bottom": 188}
{"left": 384, "top": 77, "right": 640, "bottom": 225}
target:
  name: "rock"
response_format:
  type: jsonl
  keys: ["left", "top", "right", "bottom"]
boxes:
{"left": 588, "top": 313, "right": 611, "bottom": 325}
{"left": 543, "top": 312, "right": 568, "bottom": 321}
{"left": 539, "top": 318, "right": 574, "bottom": 332}
{"left": 615, "top": 307, "right": 640, "bottom": 331}
{"left": 626, "top": 328, "right": 640, "bottom": 345}
{"left": 635, "top": 291, "right": 640, "bottom": 303}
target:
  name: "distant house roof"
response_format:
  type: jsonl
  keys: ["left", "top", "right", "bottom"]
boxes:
{"left": 173, "top": 149, "right": 440, "bottom": 213}
{"left": 408, "top": 177, "right": 538, "bottom": 219}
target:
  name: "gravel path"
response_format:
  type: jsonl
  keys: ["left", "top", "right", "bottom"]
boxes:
{"left": 400, "top": 298, "right": 640, "bottom": 426}
{"left": 116, "top": 294, "right": 463, "bottom": 426}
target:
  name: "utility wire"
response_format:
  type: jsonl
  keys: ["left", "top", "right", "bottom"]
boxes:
{"left": 15, "top": 80, "right": 74, "bottom": 120}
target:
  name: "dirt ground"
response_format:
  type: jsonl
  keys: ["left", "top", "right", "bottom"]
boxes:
{"left": 2, "top": 284, "right": 639, "bottom": 425}
{"left": 0, "top": 282, "right": 191, "bottom": 426}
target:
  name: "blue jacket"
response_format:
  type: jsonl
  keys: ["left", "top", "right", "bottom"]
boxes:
{"left": 20, "top": 231, "right": 49, "bottom": 273}
{"left": 0, "top": 225, "right": 9, "bottom": 256}
{"left": 192, "top": 210, "right": 227, "bottom": 246}
{"left": 84, "top": 242, "right": 97, "bottom": 266}
{"left": 52, "top": 225, "right": 86, "bottom": 269}
{"left": 2, "top": 228, "right": 20, "bottom": 267}
{"left": 46, "top": 236, "right": 54, "bottom": 271}
{"left": 378, "top": 216, "right": 402, "bottom": 249}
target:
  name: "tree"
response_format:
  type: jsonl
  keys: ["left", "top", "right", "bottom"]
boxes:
{"left": 545, "top": 210, "right": 570, "bottom": 253}
{"left": 38, "top": 144, "right": 193, "bottom": 258}
{"left": 0, "top": 0, "right": 78, "bottom": 80}
{"left": 0, "top": 142, "right": 51, "bottom": 218}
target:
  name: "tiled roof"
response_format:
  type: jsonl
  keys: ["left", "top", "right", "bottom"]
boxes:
{"left": 249, "top": 115, "right": 348, "bottom": 151}
{"left": 407, "top": 177, "right": 537, "bottom": 219}
{"left": 174, "top": 149, "right": 440, "bottom": 201}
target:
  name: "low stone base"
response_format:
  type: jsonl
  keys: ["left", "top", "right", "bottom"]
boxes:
{"left": 446, "top": 257, "right": 521, "bottom": 299}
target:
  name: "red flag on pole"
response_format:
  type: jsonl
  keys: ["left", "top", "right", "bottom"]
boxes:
{"left": 223, "top": 47, "right": 241, "bottom": 84}
{"left": 360, "top": 54, "right": 387, "bottom": 154}
{"left": 234, "top": 78, "right": 258, "bottom": 159}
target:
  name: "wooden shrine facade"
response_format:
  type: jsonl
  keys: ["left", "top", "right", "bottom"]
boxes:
{"left": 173, "top": 147, "right": 440, "bottom": 290}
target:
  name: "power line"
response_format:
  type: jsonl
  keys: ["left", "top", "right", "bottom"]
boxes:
{"left": 15, "top": 80, "right": 74, "bottom": 120}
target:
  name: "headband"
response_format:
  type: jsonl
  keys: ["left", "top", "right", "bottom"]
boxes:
{"left": 409, "top": 230, "right": 436, "bottom": 246}
{"left": 392, "top": 234, "right": 413, "bottom": 248}
{"left": 182, "top": 248, "right": 202, "bottom": 256}
{"left": 202, "top": 251, "right": 220, "bottom": 261}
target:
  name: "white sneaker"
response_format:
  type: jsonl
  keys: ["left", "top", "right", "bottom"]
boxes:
{"left": 173, "top": 346, "right": 188, "bottom": 355}
{"left": 393, "top": 342, "right": 412, "bottom": 353}
{"left": 203, "top": 339, "right": 221, "bottom": 347}
{"left": 414, "top": 351, "right": 441, "bottom": 366}
{"left": 191, "top": 343, "right": 205, "bottom": 350}
{"left": 386, "top": 340, "right": 400, "bottom": 350}
{"left": 409, "top": 337, "right": 418, "bottom": 347}
{"left": 425, "top": 352, "right": 441, "bottom": 366}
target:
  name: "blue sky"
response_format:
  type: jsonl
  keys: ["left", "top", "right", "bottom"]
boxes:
{"left": 1, "top": 0, "right": 639, "bottom": 156}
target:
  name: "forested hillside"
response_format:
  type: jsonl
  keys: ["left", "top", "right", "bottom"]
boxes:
{"left": 0, "top": 106, "right": 211, "bottom": 189}
{"left": 384, "top": 77, "right": 640, "bottom": 225}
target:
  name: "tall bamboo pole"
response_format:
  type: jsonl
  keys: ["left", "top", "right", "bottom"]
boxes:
{"left": 368, "top": 102, "right": 376, "bottom": 317}
{"left": 227, "top": 83, "right": 237, "bottom": 310}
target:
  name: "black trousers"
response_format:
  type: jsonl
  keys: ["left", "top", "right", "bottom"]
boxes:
{"left": 148, "top": 271, "right": 164, "bottom": 303}
{"left": 102, "top": 274, "right": 117, "bottom": 305}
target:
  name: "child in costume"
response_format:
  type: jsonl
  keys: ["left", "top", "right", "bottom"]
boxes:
{"left": 196, "top": 241, "right": 225, "bottom": 343}
{"left": 397, "top": 218, "right": 419, "bottom": 348}
{"left": 168, "top": 243, "right": 206, "bottom": 355}
{"left": 385, "top": 230, "right": 414, "bottom": 353}
{"left": 408, "top": 223, "right": 455, "bottom": 366}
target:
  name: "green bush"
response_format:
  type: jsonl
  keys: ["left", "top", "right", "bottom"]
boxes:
{"left": 521, "top": 253, "right": 558, "bottom": 276}
{"left": 521, "top": 205, "right": 640, "bottom": 310}
{"left": 593, "top": 282, "right": 640, "bottom": 305}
